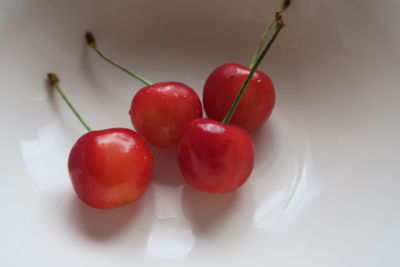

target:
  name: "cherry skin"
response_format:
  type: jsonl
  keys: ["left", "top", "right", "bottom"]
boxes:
{"left": 177, "top": 118, "right": 255, "bottom": 193}
{"left": 130, "top": 82, "right": 203, "bottom": 148}
{"left": 203, "top": 63, "right": 275, "bottom": 132}
{"left": 68, "top": 128, "right": 153, "bottom": 209}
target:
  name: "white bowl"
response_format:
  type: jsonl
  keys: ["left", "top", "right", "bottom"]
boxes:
{"left": 1, "top": 0, "right": 399, "bottom": 266}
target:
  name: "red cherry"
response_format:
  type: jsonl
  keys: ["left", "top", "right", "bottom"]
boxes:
{"left": 68, "top": 128, "right": 153, "bottom": 209}
{"left": 203, "top": 63, "right": 275, "bottom": 132}
{"left": 129, "top": 82, "right": 203, "bottom": 148}
{"left": 180, "top": 14, "right": 286, "bottom": 193}
{"left": 85, "top": 32, "right": 203, "bottom": 148}
{"left": 177, "top": 118, "right": 254, "bottom": 193}
{"left": 47, "top": 73, "right": 153, "bottom": 210}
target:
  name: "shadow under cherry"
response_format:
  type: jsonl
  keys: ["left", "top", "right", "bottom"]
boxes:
{"left": 150, "top": 146, "right": 184, "bottom": 187}
{"left": 68, "top": 190, "right": 151, "bottom": 242}
{"left": 181, "top": 185, "right": 240, "bottom": 235}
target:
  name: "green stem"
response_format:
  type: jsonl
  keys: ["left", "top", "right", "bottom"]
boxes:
{"left": 222, "top": 22, "right": 284, "bottom": 125}
{"left": 249, "top": 20, "right": 274, "bottom": 69}
{"left": 85, "top": 32, "right": 152, "bottom": 86}
{"left": 47, "top": 73, "right": 92, "bottom": 132}
{"left": 249, "top": 0, "right": 291, "bottom": 68}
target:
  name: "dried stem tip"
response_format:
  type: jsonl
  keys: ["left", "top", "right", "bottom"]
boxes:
{"left": 281, "top": 0, "right": 291, "bottom": 11}
{"left": 275, "top": 12, "right": 285, "bottom": 27}
{"left": 85, "top": 31, "right": 96, "bottom": 46}
{"left": 47, "top": 73, "right": 60, "bottom": 86}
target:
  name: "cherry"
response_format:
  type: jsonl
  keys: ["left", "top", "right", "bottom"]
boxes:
{"left": 203, "top": 63, "right": 275, "bottom": 132}
{"left": 86, "top": 32, "right": 202, "bottom": 147}
{"left": 203, "top": 2, "right": 290, "bottom": 132}
{"left": 47, "top": 73, "right": 153, "bottom": 209}
{"left": 68, "top": 128, "right": 152, "bottom": 209}
{"left": 177, "top": 10, "right": 287, "bottom": 193}
{"left": 177, "top": 118, "right": 254, "bottom": 193}
{"left": 129, "top": 82, "right": 202, "bottom": 147}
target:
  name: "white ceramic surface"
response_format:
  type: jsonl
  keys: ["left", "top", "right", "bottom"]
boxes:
{"left": 1, "top": 0, "right": 399, "bottom": 266}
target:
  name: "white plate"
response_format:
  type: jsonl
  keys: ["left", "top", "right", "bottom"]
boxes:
{"left": 1, "top": 0, "right": 399, "bottom": 266}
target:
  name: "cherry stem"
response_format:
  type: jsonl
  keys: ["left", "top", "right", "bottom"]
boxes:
{"left": 85, "top": 32, "right": 153, "bottom": 86}
{"left": 249, "top": 0, "right": 291, "bottom": 69}
{"left": 222, "top": 15, "right": 285, "bottom": 125}
{"left": 249, "top": 20, "right": 274, "bottom": 69}
{"left": 47, "top": 73, "right": 92, "bottom": 132}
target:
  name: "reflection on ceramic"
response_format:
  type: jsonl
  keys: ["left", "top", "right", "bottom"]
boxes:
{"left": 254, "top": 140, "right": 323, "bottom": 230}
{"left": 20, "top": 121, "right": 71, "bottom": 193}
{"left": 147, "top": 185, "right": 195, "bottom": 260}
{"left": 1, "top": 0, "right": 400, "bottom": 266}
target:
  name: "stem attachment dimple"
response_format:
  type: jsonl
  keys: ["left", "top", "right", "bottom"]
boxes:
{"left": 222, "top": 15, "right": 285, "bottom": 125}
{"left": 85, "top": 31, "right": 153, "bottom": 86}
{"left": 47, "top": 73, "right": 92, "bottom": 132}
